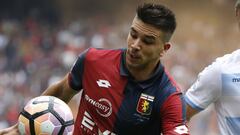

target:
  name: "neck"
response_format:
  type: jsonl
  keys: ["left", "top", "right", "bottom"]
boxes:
{"left": 127, "top": 61, "right": 160, "bottom": 81}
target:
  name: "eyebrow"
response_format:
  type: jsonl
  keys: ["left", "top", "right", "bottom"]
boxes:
{"left": 145, "top": 35, "right": 155, "bottom": 40}
{"left": 130, "top": 27, "right": 137, "bottom": 33}
{"left": 130, "top": 27, "right": 156, "bottom": 40}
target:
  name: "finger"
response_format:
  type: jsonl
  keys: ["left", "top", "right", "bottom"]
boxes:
{"left": 0, "top": 129, "right": 6, "bottom": 135}
{"left": 236, "top": 0, "right": 240, "bottom": 16}
{"left": 236, "top": 7, "right": 240, "bottom": 16}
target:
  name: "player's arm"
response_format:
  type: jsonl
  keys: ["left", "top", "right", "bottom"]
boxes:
{"left": 0, "top": 124, "right": 19, "bottom": 135}
{"left": 41, "top": 74, "right": 79, "bottom": 103}
{"left": 0, "top": 75, "right": 76, "bottom": 135}
{"left": 0, "top": 50, "right": 87, "bottom": 134}
{"left": 42, "top": 49, "right": 88, "bottom": 103}
{"left": 0, "top": 76, "right": 77, "bottom": 135}
{"left": 160, "top": 93, "right": 190, "bottom": 135}
{"left": 186, "top": 104, "right": 199, "bottom": 121}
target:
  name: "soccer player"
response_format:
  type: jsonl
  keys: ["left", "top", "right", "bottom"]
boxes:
{"left": 0, "top": 3, "right": 189, "bottom": 135}
{"left": 185, "top": 1, "right": 240, "bottom": 134}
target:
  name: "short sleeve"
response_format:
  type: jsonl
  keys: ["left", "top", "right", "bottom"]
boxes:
{"left": 161, "top": 93, "right": 189, "bottom": 135}
{"left": 68, "top": 49, "right": 89, "bottom": 91}
{"left": 185, "top": 60, "right": 222, "bottom": 110}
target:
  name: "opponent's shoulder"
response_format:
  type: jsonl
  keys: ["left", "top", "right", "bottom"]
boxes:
{"left": 215, "top": 49, "right": 240, "bottom": 64}
{"left": 200, "top": 49, "right": 240, "bottom": 76}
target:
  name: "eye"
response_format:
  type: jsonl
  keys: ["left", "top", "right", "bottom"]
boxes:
{"left": 130, "top": 30, "right": 137, "bottom": 39}
{"left": 142, "top": 37, "right": 155, "bottom": 45}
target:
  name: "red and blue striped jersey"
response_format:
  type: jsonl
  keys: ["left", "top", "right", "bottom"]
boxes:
{"left": 68, "top": 48, "right": 189, "bottom": 135}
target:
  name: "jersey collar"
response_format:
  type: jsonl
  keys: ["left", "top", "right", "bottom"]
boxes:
{"left": 120, "top": 49, "right": 164, "bottom": 84}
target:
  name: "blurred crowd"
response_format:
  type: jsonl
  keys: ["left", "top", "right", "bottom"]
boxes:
{"left": 0, "top": 14, "right": 128, "bottom": 126}
{"left": 0, "top": 0, "right": 239, "bottom": 135}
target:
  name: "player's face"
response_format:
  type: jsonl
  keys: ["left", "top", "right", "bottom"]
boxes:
{"left": 126, "top": 17, "right": 170, "bottom": 69}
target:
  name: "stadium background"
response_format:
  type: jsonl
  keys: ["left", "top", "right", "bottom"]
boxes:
{"left": 0, "top": 0, "right": 239, "bottom": 134}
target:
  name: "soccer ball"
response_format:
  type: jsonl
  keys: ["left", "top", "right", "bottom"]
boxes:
{"left": 18, "top": 96, "right": 74, "bottom": 135}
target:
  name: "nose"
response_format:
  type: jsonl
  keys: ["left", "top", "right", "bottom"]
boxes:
{"left": 131, "top": 38, "right": 141, "bottom": 51}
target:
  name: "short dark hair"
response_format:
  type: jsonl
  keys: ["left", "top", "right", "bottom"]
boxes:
{"left": 137, "top": 3, "right": 176, "bottom": 41}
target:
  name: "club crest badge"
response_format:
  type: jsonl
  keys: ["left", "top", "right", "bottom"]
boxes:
{"left": 137, "top": 93, "right": 155, "bottom": 115}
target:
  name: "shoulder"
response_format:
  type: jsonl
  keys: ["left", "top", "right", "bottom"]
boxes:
{"left": 215, "top": 49, "right": 240, "bottom": 65}
{"left": 155, "top": 67, "right": 182, "bottom": 105}
{"left": 183, "top": 51, "right": 240, "bottom": 109}
{"left": 85, "top": 48, "right": 125, "bottom": 60}
{"left": 199, "top": 49, "right": 240, "bottom": 80}
{"left": 162, "top": 67, "right": 181, "bottom": 93}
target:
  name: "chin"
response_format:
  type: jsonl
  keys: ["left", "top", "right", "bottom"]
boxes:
{"left": 126, "top": 61, "right": 143, "bottom": 69}
{"left": 128, "top": 63, "right": 139, "bottom": 68}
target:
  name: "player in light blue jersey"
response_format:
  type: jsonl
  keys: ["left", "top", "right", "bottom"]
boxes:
{"left": 185, "top": 49, "right": 240, "bottom": 134}
{"left": 185, "top": 1, "right": 240, "bottom": 134}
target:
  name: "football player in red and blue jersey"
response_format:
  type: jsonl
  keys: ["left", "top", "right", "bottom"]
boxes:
{"left": 0, "top": 3, "right": 189, "bottom": 135}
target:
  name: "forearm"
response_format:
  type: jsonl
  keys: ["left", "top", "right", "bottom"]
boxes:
{"left": 41, "top": 75, "right": 78, "bottom": 104}
{"left": 0, "top": 124, "right": 19, "bottom": 135}
{"left": 41, "top": 83, "right": 65, "bottom": 99}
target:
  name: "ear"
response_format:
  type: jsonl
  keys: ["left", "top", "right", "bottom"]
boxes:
{"left": 160, "top": 42, "right": 171, "bottom": 57}
{"left": 163, "top": 42, "right": 171, "bottom": 51}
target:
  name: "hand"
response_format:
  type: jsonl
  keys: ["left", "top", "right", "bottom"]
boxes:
{"left": 0, "top": 124, "right": 20, "bottom": 135}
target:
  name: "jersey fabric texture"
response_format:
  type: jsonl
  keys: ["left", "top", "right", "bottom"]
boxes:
{"left": 68, "top": 48, "right": 189, "bottom": 135}
{"left": 185, "top": 49, "right": 240, "bottom": 135}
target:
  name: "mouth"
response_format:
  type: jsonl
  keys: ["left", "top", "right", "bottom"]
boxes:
{"left": 130, "top": 53, "right": 141, "bottom": 59}
{"left": 127, "top": 51, "right": 141, "bottom": 62}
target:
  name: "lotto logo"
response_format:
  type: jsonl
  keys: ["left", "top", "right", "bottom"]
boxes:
{"left": 98, "top": 129, "right": 116, "bottom": 135}
{"left": 97, "top": 79, "right": 111, "bottom": 88}
{"left": 174, "top": 125, "right": 189, "bottom": 134}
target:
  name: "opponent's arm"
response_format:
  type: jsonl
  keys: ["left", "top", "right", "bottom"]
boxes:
{"left": 41, "top": 73, "right": 79, "bottom": 103}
